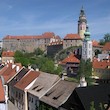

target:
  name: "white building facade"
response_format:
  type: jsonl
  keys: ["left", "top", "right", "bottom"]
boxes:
{"left": 82, "top": 25, "right": 92, "bottom": 61}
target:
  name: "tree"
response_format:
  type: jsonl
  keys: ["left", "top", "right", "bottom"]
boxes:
{"left": 99, "top": 33, "right": 110, "bottom": 45}
{"left": 104, "top": 33, "right": 110, "bottom": 42}
{"left": 78, "top": 59, "right": 92, "bottom": 78}
{"left": 34, "top": 48, "right": 44, "bottom": 56}
{"left": 14, "top": 50, "right": 24, "bottom": 57}
{"left": 78, "top": 59, "right": 85, "bottom": 77}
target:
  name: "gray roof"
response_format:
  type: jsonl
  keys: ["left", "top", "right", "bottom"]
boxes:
{"left": 28, "top": 71, "right": 60, "bottom": 98}
{"left": 40, "top": 80, "right": 78, "bottom": 108}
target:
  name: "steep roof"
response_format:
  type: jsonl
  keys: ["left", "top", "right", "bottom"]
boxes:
{"left": 75, "top": 84, "right": 110, "bottom": 110}
{"left": 14, "top": 70, "right": 40, "bottom": 90}
{"left": 42, "top": 32, "right": 55, "bottom": 38}
{"left": 40, "top": 80, "right": 78, "bottom": 109}
{"left": 0, "top": 63, "right": 22, "bottom": 84}
{"left": 60, "top": 53, "right": 80, "bottom": 65}
{"left": 0, "top": 63, "right": 13, "bottom": 75}
{"left": 0, "top": 79, "right": 5, "bottom": 102}
{"left": 28, "top": 72, "right": 60, "bottom": 98}
{"left": 3, "top": 32, "right": 55, "bottom": 40}
{"left": 92, "top": 58, "right": 110, "bottom": 69}
{"left": 7, "top": 67, "right": 29, "bottom": 85}
{"left": 2, "top": 51, "right": 15, "bottom": 57}
{"left": 102, "top": 42, "right": 110, "bottom": 51}
{"left": 64, "top": 34, "right": 82, "bottom": 40}
{"left": 92, "top": 40, "right": 103, "bottom": 48}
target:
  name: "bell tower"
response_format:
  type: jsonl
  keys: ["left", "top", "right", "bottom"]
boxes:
{"left": 78, "top": 6, "right": 87, "bottom": 39}
{"left": 82, "top": 25, "right": 92, "bottom": 61}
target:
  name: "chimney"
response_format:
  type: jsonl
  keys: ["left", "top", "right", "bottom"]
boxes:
{"left": 12, "top": 64, "right": 16, "bottom": 69}
{"left": 36, "top": 68, "right": 39, "bottom": 71}
{"left": 10, "top": 60, "right": 13, "bottom": 63}
{"left": 7, "top": 60, "right": 9, "bottom": 64}
{"left": 16, "top": 66, "right": 20, "bottom": 72}
{"left": 61, "top": 72, "right": 67, "bottom": 80}
{"left": 28, "top": 65, "right": 31, "bottom": 70}
{"left": 80, "top": 76, "right": 87, "bottom": 87}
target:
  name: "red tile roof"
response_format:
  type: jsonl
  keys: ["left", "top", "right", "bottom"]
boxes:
{"left": 3, "top": 32, "right": 56, "bottom": 40}
{"left": 3, "top": 67, "right": 16, "bottom": 83}
{"left": 0, "top": 79, "right": 5, "bottom": 102}
{"left": 0, "top": 63, "right": 12, "bottom": 75}
{"left": 102, "top": 42, "right": 110, "bottom": 51}
{"left": 92, "top": 40, "right": 103, "bottom": 48}
{"left": 0, "top": 65, "right": 8, "bottom": 75}
{"left": 93, "top": 58, "right": 110, "bottom": 69}
{"left": 2, "top": 51, "right": 15, "bottom": 57}
{"left": 64, "top": 34, "right": 82, "bottom": 40}
{"left": 0, "top": 63, "right": 22, "bottom": 83}
{"left": 60, "top": 53, "right": 80, "bottom": 64}
{"left": 14, "top": 70, "right": 40, "bottom": 90}
{"left": 42, "top": 32, "right": 55, "bottom": 38}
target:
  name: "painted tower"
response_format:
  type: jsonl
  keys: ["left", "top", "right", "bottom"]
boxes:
{"left": 82, "top": 25, "right": 92, "bottom": 61}
{"left": 78, "top": 6, "right": 87, "bottom": 39}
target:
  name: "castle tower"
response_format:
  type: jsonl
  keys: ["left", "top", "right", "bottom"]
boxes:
{"left": 78, "top": 6, "right": 87, "bottom": 39}
{"left": 82, "top": 25, "right": 92, "bottom": 61}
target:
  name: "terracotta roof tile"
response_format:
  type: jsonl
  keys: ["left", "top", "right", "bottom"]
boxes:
{"left": 64, "top": 34, "right": 82, "bottom": 40}
{"left": 42, "top": 32, "right": 55, "bottom": 38}
{"left": 3, "top": 67, "right": 16, "bottom": 83}
{"left": 0, "top": 63, "right": 22, "bottom": 83}
{"left": 0, "top": 79, "right": 5, "bottom": 102}
{"left": 3, "top": 32, "right": 56, "bottom": 40}
{"left": 102, "top": 42, "right": 110, "bottom": 51}
{"left": 92, "top": 40, "right": 103, "bottom": 48}
{"left": 93, "top": 58, "right": 110, "bottom": 69}
{"left": 0, "top": 63, "right": 12, "bottom": 75}
{"left": 61, "top": 53, "right": 80, "bottom": 64}
{"left": 2, "top": 51, "right": 15, "bottom": 57}
{"left": 14, "top": 70, "right": 40, "bottom": 90}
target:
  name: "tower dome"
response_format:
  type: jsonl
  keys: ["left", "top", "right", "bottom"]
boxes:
{"left": 84, "top": 25, "right": 91, "bottom": 41}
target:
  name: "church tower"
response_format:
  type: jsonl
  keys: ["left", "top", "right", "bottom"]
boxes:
{"left": 78, "top": 6, "right": 87, "bottom": 39}
{"left": 82, "top": 25, "right": 92, "bottom": 61}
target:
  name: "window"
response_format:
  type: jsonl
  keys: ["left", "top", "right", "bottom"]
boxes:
{"left": 89, "top": 44, "right": 91, "bottom": 48}
{"left": 89, "top": 51, "right": 91, "bottom": 55}
{"left": 31, "top": 98, "right": 33, "bottom": 103}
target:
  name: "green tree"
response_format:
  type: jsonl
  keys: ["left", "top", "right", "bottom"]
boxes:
{"left": 34, "top": 48, "right": 44, "bottom": 56}
{"left": 78, "top": 59, "right": 85, "bottom": 77}
{"left": 14, "top": 50, "right": 24, "bottom": 57}
{"left": 78, "top": 59, "right": 92, "bottom": 78}
{"left": 90, "top": 101, "right": 95, "bottom": 110}
{"left": 99, "top": 33, "right": 110, "bottom": 45}
{"left": 85, "top": 59, "right": 92, "bottom": 77}
{"left": 104, "top": 33, "right": 110, "bottom": 42}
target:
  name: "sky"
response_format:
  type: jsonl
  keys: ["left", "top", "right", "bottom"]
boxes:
{"left": 0, "top": 0, "right": 110, "bottom": 40}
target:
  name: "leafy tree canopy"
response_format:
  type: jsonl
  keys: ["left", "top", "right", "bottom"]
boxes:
{"left": 14, "top": 50, "right": 62, "bottom": 75}
{"left": 99, "top": 33, "right": 110, "bottom": 45}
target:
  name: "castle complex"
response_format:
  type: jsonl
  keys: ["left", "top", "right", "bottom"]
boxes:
{"left": 2, "top": 7, "right": 88, "bottom": 53}
{"left": 3, "top": 32, "right": 60, "bottom": 52}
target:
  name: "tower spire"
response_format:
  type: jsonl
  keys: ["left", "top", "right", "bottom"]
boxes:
{"left": 78, "top": 6, "right": 87, "bottom": 39}
{"left": 84, "top": 25, "right": 91, "bottom": 41}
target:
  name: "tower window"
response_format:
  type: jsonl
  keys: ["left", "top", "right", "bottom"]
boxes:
{"left": 89, "top": 44, "right": 91, "bottom": 48}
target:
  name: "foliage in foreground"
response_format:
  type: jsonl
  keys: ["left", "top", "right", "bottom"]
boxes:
{"left": 14, "top": 49, "right": 62, "bottom": 75}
